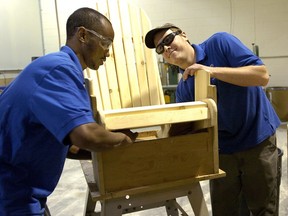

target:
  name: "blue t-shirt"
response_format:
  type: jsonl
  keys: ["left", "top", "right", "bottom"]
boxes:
{"left": 0, "top": 46, "right": 95, "bottom": 215}
{"left": 176, "top": 32, "right": 280, "bottom": 153}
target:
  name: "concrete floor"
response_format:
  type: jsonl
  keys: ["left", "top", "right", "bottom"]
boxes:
{"left": 47, "top": 123, "right": 288, "bottom": 216}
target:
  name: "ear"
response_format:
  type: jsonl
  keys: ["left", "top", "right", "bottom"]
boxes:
{"left": 77, "top": 27, "right": 86, "bottom": 43}
{"left": 180, "top": 31, "right": 189, "bottom": 41}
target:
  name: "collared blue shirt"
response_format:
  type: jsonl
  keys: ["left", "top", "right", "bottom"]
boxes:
{"left": 176, "top": 32, "right": 280, "bottom": 153}
{"left": 0, "top": 46, "right": 95, "bottom": 215}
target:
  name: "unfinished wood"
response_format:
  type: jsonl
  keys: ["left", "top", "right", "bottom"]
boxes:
{"left": 194, "top": 69, "right": 217, "bottom": 104}
{"left": 205, "top": 99, "right": 219, "bottom": 173}
{"left": 108, "top": 0, "right": 132, "bottom": 108}
{"left": 88, "top": 0, "right": 164, "bottom": 110}
{"left": 84, "top": 70, "right": 103, "bottom": 116}
{"left": 94, "top": 132, "right": 215, "bottom": 194}
{"left": 95, "top": 1, "right": 121, "bottom": 110}
{"left": 81, "top": 0, "right": 224, "bottom": 215}
{"left": 129, "top": 4, "right": 150, "bottom": 106}
{"left": 141, "top": 9, "right": 163, "bottom": 106}
{"left": 195, "top": 70, "right": 211, "bottom": 101}
{"left": 188, "top": 184, "right": 209, "bottom": 216}
{"left": 100, "top": 101, "right": 211, "bottom": 130}
{"left": 97, "top": 66, "right": 114, "bottom": 111}
{"left": 81, "top": 160, "right": 225, "bottom": 202}
{"left": 119, "top": 0, "right": 141, "bottom": 107}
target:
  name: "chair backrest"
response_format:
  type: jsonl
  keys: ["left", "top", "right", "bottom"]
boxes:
{"left": 84, "top": 0, "right": 164, "bottom": 114}
{"left": 81, "top": 1, "right": 223, "bottom": 200}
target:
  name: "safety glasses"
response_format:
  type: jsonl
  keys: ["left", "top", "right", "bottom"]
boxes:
{"left": 80, "top": 27, "right": 113, "bottom": 50}
{"left": 156, "top": 30, "right": 182, "bottom": 54}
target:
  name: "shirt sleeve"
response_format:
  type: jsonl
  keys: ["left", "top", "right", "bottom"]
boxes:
{"left": 30, "top": 65, "right": 95, "bottom": 143}
{"left": 212, "top": 32, "right": 264, "bottom": 67}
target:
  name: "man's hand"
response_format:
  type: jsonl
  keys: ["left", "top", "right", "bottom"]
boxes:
{"left": 69, "top": 123, "right": 138, "bottom": 152}
{"left": 183, "top": 64, "right": 212, "bottom": 80}
{"left": 113, "top": 129, "right": 138, "bottom": 142}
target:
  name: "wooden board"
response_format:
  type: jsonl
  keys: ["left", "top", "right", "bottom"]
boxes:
{"left": 100, "top": 101, "right": 212, "bottom": 130}
{"left": 107, "top": 0, "right": 132, "bottom": 108}
{"left": 93, "top": 132, "right": 219, "bottom": 194}
{"left": 81, "top": 159, "right": 225, "bottom": 201}
{"left": 96, "top": 1, "right": 121, "bottom": 110}
{"left": 119, "top": 0, "right": 142, "bottom": 107}
{"left": 141, "top": 9, "right": 162, "bottom": 106}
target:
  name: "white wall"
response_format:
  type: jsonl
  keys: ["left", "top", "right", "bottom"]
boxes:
{"left": 39, "top": 0, "right": 97, "bottom": 54}
{"left": 0, "top": 0, "right": 43, "bottom": 70}
{"left": 1, "top": 0, "right": 287, "bottom": 86}
{"left": 135, "top": 0, "right": 288, "bottom": 87}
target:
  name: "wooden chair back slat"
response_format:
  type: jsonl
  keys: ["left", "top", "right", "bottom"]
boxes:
{"left": 86, "top": 0, "right": 164, "bottom": 112}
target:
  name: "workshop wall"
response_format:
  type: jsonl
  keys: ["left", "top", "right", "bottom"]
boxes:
{"left": 0, "top": 0, "right": 43, "bottom": 70}
{"left": 1, "top": 0, "right": 287, "bottom": 87}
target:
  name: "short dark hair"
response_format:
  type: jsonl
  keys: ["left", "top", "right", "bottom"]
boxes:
{"left": 66, "top": 7, "right": 111, "bottom": 40}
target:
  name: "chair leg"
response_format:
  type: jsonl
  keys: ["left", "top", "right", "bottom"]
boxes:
{"left": 45, "top": 204, "right": 51, "bottom": 216}
{"left": 187, "top": 183, "right": 209, "bottom": 216}
{"left": 83, "top": 188, "right": 97, "bottom": 216}
{"left": 100, "top": 200, "right": 123, "bottom": 216}
{"left": 165, "top": 199, "right": 180, "bottom": 216}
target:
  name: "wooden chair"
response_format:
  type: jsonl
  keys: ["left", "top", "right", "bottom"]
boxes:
{"left": 81, "top": 0, "right": 225, "bottom": 215}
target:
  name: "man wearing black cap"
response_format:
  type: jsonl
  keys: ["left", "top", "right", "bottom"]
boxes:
{"left": 145, "top": 24, "right": 280, "bottom": 216}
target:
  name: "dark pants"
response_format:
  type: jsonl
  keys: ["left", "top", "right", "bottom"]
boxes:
{"left": 45, "top": 205, "right": 51, "bottom": 216}
{"left": 210, "top": 135, "right": 278, "bottom": 216}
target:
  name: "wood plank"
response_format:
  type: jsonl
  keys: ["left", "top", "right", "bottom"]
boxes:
{"left": 100, "top": 132, "right": 214, "bottom": 192}
{"left": 119, "top": 0, "right": 142, "bottom": 107}
{"left": 85, "top": 69, "right": 104, "bottom": 113}
{"left": 195, "top": 70, "right": 209, "bottom": 101}
{"left": 141, "top": 9, "right": 162, "bottom": 105}
{"left": 91, "top": 153, "right": 106, "bottom": 195}
{"left": 84, "top": 69, "right": 104, "bottom": 113}
{"left": 195, "top": 69, "right": 216, "bottom": 102}
{"left": 108, "top": 133, "right": 214, "bottom": 193}
{"left": 108, "top": 0, "right": 132, "bottom": 108}
{"left": 101, "top": 101, "right": 210, "bottom": 130}
{"left": 96, "top": 1, "right": 120, "bottom": 110}
{"left": 129, "top": 4, "right": 150, "bottom": 106}
{"left": 97, "top": 65, "right": 112, "bottom": 110}
{"left": 205, "top": 98, "right": 219, "bottom": 173}
{"left": 82, "top": 158, "right": 225, "bottom": 202}
{"left": 95, "top": 170, "right": 225, "bottom": 202}
{"left": 188, "top": 183, "right": 209, "bottom": 216}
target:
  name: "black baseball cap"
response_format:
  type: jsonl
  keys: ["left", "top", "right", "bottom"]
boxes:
{"left": 145, "top": 23, "right": 180, "bottom": 49}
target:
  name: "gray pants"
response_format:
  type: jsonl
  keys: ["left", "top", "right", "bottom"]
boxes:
{"left": 210, "top": 134, "right": 278, "bottom": 216}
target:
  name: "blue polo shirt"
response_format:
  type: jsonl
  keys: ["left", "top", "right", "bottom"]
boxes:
{"left": 176, "top": 32, "right": 280, "bottom": 153}
{"left": 0, "top": 46, "right": 95, "bottom": 215}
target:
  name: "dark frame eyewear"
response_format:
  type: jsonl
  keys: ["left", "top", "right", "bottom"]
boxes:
{"left": 156, "top": 30, "right": 182, "bottom": 54}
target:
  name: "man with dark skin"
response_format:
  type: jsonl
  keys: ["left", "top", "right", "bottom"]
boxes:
{"left": 65, "top": 9, "right": 135, "bottom": 151}
{"left": 0, "top": 7, "right": 136, "bottom": 215}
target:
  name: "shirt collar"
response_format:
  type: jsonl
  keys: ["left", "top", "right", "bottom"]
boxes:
{"left": 192, "top": 44, "right": 206, "bottom": 63}
{"left": 179, "top": 43, "right": 207, "bottom": 74}
{"left": 60, "top": 46, "right": 83, "bottom": 72}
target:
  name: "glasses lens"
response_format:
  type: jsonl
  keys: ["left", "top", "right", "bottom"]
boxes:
{"left": 99, "top": 40, "right": 112, "bottom": 50}
{"left": 163, "top": 33, "right": 175, "bottom": 45}
{"left": 155, "top": 32, "right": 178, "bottom": 54}
{"left": 83, "top": 27, "right": 112, "bottom": 50}
{"left": 156, "top": 45, "right": 164, "bottom": 54}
